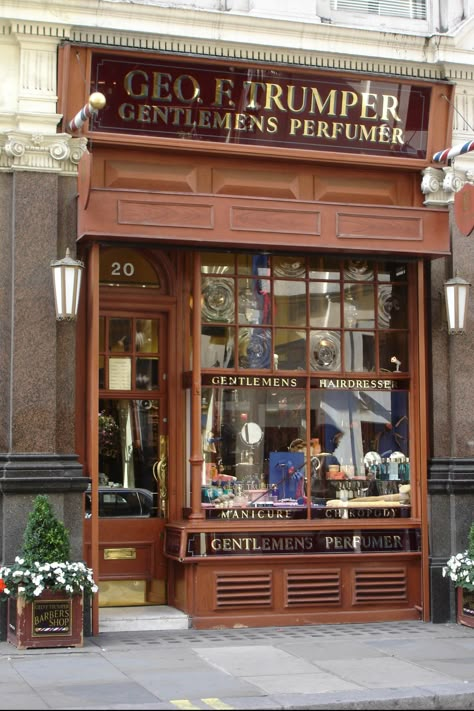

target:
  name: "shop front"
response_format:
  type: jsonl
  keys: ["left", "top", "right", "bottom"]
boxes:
{"left": 63, "top": 45, "right": 452, "bottom": 628}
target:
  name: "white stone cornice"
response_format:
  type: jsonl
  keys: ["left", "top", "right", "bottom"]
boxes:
{"left": 0, "top": 131, "right": 87, "bottom": 174}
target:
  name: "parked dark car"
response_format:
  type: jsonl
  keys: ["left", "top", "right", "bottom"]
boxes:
{"left": 85, "top": 487, "right": 154, "bottom": 518}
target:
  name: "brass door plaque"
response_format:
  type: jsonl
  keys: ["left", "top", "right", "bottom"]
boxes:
{"left": 104, "top": 547, "right": 137, "bottom": 560}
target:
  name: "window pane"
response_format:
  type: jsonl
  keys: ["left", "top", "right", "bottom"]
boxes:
{"left": 344, "top": 331, "right": 375, "bottom": 372}
{"left": 344, "top": 284, "right": 375, "bottom": 328}
{"left": 378, "top": 285, "right": 407, "bottom": 328}
{"left": 201, "top": 326, "right": 235, "bottom": 369}
{"left": 238, "top": 328, "right": 272, "bottom": 369}
{"left": 309, "top": 282, "right": 341, "bottom": 328}
{"left": 309, "top": 330, "right": 341, "bottom": 371}
{"left": 201, "top": 253, "right": 235, "bottom": 274}
{"left": 275, "top": 329, "right": 306, "bottom": 370}
{"left": 379, "top": 332, "right": 408, "bottom": 373}
{"left": 308, "top": 255, "right": 341, "bottom": 280}
{"left": 202, "top": 277, "right": 235, "bottom": 323}
{"left": 238, "top": 279, "right": 270, "bottom": 324}
{"left": 201, "top": 387, "right": 307, "bottom": 507}
{"left": 309, "top": 389, "right": 410, "bottom": 504}
{"left": 274, "top": 279, "right": 306, "bottom": 327}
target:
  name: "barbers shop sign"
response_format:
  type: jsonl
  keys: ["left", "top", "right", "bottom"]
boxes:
{"left": 91, "top": 54, "right": 430, "bottom": 158}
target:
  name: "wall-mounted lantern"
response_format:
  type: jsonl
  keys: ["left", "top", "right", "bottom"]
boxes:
{"left": 51, "top": 249, "right": 84, "bottom": 321}
{"left": 444, "top": 275, "right": 471, "bottom": 334}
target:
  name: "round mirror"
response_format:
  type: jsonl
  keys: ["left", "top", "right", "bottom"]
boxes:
{"left": 240, "top": 422, "right": 263, "bottom": 446}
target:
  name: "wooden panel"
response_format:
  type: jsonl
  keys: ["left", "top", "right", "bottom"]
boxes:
{"left": 314, "top": 171, "right": 413, "bottom": 206}
{"left": 104, "top": 160, "right": 199, "bottom": 192}
{"left": 79, "top": 188, "right": 449, "bottom": 256}
{"left": 336, "top": 211, "right": 423, "bottom": 241}
{"left": 212, "top": 167, "right": 300, "bottom": 198}
{"left": 231, "top": 205, "right": 320, "bottom": 235}
{"left": 186, "top": 555, "right": 422, "bottom": 628}
{"left": 117, "top": 199, "right": 214, "bottom": 229}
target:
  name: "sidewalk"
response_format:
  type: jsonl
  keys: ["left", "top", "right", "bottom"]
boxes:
{"left": 1, "top": 620, "right": 474, "bottom": 710}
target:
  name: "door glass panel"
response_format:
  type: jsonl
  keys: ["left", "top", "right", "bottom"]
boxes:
{"left": 98, "top": 399, "right": 163, "bottom": 518}
{"left": 109, "top": 318, "right": 132, "bottom": 352}
{"left": 136, "top": 319, "right": 158, "bottom": 352}
{"left": 136, "top": 358, "right": 159, "bottom": 390}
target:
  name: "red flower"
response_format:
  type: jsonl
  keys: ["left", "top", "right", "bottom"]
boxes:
{"left": 0, "top": 579, "right": 6, "bottom": 593}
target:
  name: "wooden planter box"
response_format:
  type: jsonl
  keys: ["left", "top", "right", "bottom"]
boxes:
{"left": 7, "top": 590, "right": 84, "bottom": 649}
{"left": 457, "top": 586, "right": 474, "bottom": 628}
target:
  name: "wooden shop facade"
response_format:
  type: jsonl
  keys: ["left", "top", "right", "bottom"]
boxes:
{"left": 61, "top": 44, "right": 452, "bottom": 629}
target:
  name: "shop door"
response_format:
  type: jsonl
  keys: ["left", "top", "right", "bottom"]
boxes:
{"left": 90, "top": 312, "right": 170, "bottom": 607}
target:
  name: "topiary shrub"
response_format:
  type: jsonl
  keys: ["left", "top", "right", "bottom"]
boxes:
{"left": 21, "top": 494, "right": 71, "bottom": 566}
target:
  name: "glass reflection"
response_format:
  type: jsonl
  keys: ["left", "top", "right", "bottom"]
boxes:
{"left": 98, "top": 399, "right": 161, "bottom": 517}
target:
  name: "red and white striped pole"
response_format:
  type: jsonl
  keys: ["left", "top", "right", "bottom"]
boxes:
{"left": 68, "top": 92, "right": 106, "bottom": 133}
{"left": 433, "top": 140, "right": 474, "bottom": 163}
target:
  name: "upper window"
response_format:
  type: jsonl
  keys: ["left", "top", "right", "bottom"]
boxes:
{"left": 330, "top": 0, "right": 426, "bottom": 20}
{"left": 201, "top": 253, "right": 410, "bottom": 375}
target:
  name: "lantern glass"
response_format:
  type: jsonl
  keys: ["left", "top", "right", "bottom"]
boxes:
{"left": 444, "top": 276, "right": 470, "bottom": 334}
{"left": 51, "top": 249, "right": 84, "bottom": 321}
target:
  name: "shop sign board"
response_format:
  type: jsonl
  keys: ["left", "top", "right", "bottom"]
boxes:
{"left": 183, "top": 528, "right": 420, "bottom": 556}
{"left": 203, "top": 506, "right": 410, "bottom": 520}
{"left": 201, "top": 375, "right": 401, "bottom": 389}
{"left": 91, "top": 54, "right": 430, "bottom": 158}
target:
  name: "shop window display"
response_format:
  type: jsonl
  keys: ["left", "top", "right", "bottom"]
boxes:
{"left": 199, "top": 253, "right": 411, "bottom": 518}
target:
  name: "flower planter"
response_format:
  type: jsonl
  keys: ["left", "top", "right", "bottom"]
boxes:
{"left": 457, "top": 587, "right": 474, "bottom": 628}
{"left": 7, "top": 590, "right": 84, "bottom": 649}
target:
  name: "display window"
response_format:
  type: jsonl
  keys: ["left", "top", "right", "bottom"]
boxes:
{"left": 199, "top": 252, "right": 412, "bottom": 519}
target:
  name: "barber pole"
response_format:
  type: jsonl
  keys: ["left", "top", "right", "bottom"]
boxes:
{"left": 68, "top": 92, "right": 106, "bottom": 132}
{"left": 433, "top": 140, "right": 474, "bottom": 163}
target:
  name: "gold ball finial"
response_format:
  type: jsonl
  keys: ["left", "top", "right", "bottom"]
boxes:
{"left": 89, "top": 92, "right": 106, "bottom": 110}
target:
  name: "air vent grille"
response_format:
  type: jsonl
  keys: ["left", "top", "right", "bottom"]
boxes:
{"left": 286, "top": 569, "right": 341, "bottom": 606}
{"left": 354, "top": 567, "right": 408, "bottom": 604}
{"left": 215, "top": 572, "right": 272, "bottom": 608}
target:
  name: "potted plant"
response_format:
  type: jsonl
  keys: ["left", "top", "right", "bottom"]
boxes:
{"left": 0, "top": 494, "right": 98, "bottom": 649}
{"left": 442, "top": 521, "right": 474, "bottom": 627}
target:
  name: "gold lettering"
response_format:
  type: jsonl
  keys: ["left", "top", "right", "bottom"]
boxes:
{"left": 264, "top": 83, "right": 285, "bottom": 111}
{"left": 287, "top": 84, "right": 307, "bottom": 113}
{"left": 212, "top": 78, "right": 234, "bottom": 107}
{"left": 173, "top": 74, "right": 200, "bottom": 103}
{"left": 340, "top": 91, "right": 358, "bottom": 117}
{"left": 151, "top": 72, "right": 173, "bottom": 102}
{"left": 359, "top": 125, "right": 378, "bottom": 142}
{"left": 124, "top": 69, "right": 148, "bottom": 99}
{"left": 381, "top": 93, "right": 401, "bottom": 122}
{"left": 360, "top": 92, "right": 378, "bottom": 119}
{"left": 118, "top": 103, "right": 135, "bottom": 121}
{"left": 137, "top": 104, "right": 152, "bottom": 123}
{"left": 309, "top": 88, "right": 337, "bottom": 116}
{"left": 289, "top": 117, "right": 302, "bottom": 135}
